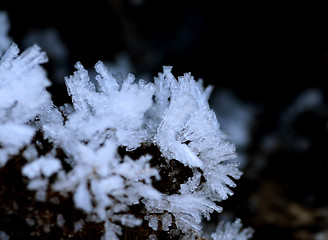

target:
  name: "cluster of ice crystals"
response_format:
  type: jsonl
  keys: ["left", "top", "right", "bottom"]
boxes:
{"left": 0, "top": 12, "right": 252, "bottom": 239}
{"left": 22, "top": 156, "right": 62, "bottom": 179}
{"left": 211, "top": 219, "right": 254, "bottom": 240}
{"left": 59, "top": 61, "right": 154, "bottom": 151}
{"left": 38, "top": 61, "right": 160, "bottom": 237}
{"left": 0, "top": 43, "right": 50, "bottom": 122}
{"left": 0, "top": 41, "right": 52, "bottom": 166}
{"left": 151, "top": 67, "right": 241, "bottom": 203}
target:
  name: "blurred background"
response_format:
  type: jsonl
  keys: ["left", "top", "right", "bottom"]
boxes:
{"left": 1, "top": 1, "right": 328, "bottom": 239}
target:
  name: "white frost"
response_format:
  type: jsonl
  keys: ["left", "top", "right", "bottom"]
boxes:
{"left": 0, "top": 40, "right": 51, "bottom": 166}
{"left": 22, "top": 157, "right": 62, "bottom": 179}
{"left": 211, "top": 219, "right": 253, "bottom": 240}
{"left": 0, "top": 12, "right": 249, "bottom": 238}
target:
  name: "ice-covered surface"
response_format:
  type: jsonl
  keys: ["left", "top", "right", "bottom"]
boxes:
{"left": 0, "top": 11, "right": 250, "bottom": 239}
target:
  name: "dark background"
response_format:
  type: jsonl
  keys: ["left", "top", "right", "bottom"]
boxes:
{"left": 2, "top": 1, "right": 328, "bottom": 239}
{"left": 2, "top": 1, "right": 328, "bottom": 103}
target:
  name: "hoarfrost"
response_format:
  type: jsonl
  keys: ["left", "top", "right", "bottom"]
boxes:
{"left": 0, "top": 123, "right": 34, "bottom": 165}
{"left": 0, "top": 42, "right": 52, "bottom": 166}
{"left": 0, "top": 12, "right": 250, "bottom": 239}
{"left": 22, "top": 156, "right": 61, "bottom": 179}
{"left": 74, "top": 180, "right": 93, "bottom": 213}
{"left": 145, "top": 215, "right": 159, "bottom": 230}
{"left": 211, "top": 219, "right": 253, "bottom": 240}
{"left": 161, "top": 212, "right": 172, "bottom": 231}
{"left": 0, "top": 43, "right": 50, "bottom": 123}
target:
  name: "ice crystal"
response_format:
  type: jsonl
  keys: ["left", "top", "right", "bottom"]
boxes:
{"left": 44, "top": 61, "right": 243, "bottom": 238}
{"left": 211, "top": 219, "right": 254, "bottom": 240}
{"left": 0, "top": 11, "right": 252, "bottom": 239}
{"left": 0, "top": 42, "right": 51, "bottom": 166}
{"left": 22, "top": 156, "right": 61, "bottom": 179}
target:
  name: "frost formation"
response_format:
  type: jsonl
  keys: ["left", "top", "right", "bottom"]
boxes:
{"left": 211, "top": 219, "right": 254, "bottom": 240}
{"left": 0, "top": 11, "right": 252, "bottom": 239}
